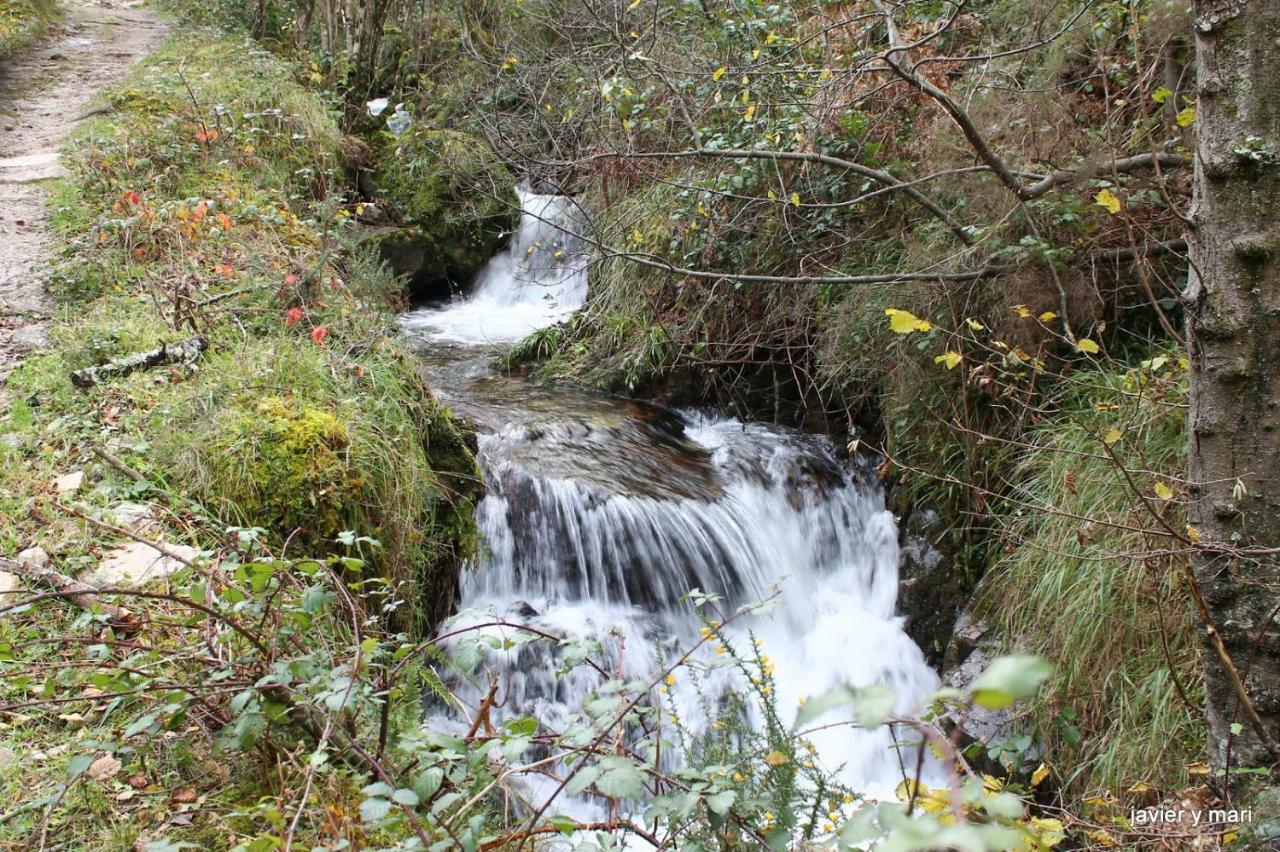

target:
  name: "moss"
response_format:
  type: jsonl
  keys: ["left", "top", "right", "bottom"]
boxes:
{"left": 374, "top": 126, "right": 515, "bottom": 287}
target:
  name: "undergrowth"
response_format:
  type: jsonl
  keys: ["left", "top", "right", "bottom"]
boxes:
{"left": 981, "top": 349, "right": 1201, "bottom": 802}
{"left": 0, "top": 28, "right": 479, "bottom": 848}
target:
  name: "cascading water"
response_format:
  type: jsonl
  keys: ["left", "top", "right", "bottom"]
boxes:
{"left": 401, "top": 187, "right": 589, "bottom": 344}
{"left": 399, "top": 187, "right": 940, "bottom": 827}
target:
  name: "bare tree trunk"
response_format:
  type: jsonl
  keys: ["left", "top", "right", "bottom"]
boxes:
{"left": 1187, "top": 0, "right": 1280, "bottom": 772}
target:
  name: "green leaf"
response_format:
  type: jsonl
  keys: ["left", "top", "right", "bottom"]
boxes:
{"left": 969, "top": 655, "right": 1052, "bottom": 709}
{"left": 66, "top": 754, "right": 94, "bottom": 779}
{"left": 705, "top": 790, "right": 736, "bottom": 815}
{"left": 412, "top": 767, "right": 444, "bottom": 800}
{"left": 391, "top": 788, "right": 420, "bottom": 807}
{"left": 359, "top": 796, "right": 392, "bottom": 822}
{"left": 1152, "top": 86, "right": 1173, "bottom": 104}
{"left": 549, "top": 814, "right": 578, "bottom": 835}
{"left": 595, "top": 757, "right": 646, "bottom": 798}
{"left": 564, "top": 765, "right": 602, "bottom": 797}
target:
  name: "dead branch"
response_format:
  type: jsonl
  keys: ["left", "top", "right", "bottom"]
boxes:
{"left": 0, "top": 556, "right": 143, "bottom": 634}
{"left": 70, "top": 335, "right": 209, "bottom": 389}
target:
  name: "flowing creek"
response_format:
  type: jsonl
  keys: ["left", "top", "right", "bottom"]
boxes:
{"left": 398, "top": 189, "right": 940, "bottom": 824}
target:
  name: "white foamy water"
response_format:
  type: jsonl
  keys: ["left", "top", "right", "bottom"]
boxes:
{"left": 401, "top": 186, "right": 941, "bottom": 830}
{"left": 400, "top": 188, "right": 588, "bottom": 344}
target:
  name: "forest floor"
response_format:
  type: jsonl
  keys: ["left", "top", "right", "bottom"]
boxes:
{"left": 0, "top": 0, "right": 165, "bottom": 389}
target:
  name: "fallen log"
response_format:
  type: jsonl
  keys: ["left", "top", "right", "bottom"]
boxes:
{"left": 70, "top": 335, "right": 208, "bottom": 389}
{"left": 0, "top": 556, "right": 143, "bottom": 634}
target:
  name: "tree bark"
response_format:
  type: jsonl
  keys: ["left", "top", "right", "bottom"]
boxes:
{"left": 1187, "top": 0, "right": 1280, "bottom": 771}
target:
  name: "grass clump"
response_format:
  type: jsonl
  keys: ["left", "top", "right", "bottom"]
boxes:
{"left": 0, "top": 0, "right": 58, "bottom": 58}
{"left": 980, "top": 349, "right": 1201, "bottom": 802}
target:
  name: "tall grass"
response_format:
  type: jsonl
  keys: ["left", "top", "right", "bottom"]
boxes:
{"left": 981, "top": 351, "right": 1201, "bottom": 801}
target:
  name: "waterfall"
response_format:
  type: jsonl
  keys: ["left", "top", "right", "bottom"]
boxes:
{"left": 400, "top": 187, "right": 589, "bottom": 344}
{"left": 400, "top": 187, "right": 941, "bottom": 824}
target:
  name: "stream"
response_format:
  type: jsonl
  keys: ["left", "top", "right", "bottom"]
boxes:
{"left": 398, "top": 189, "right": 940, "bottom": 824}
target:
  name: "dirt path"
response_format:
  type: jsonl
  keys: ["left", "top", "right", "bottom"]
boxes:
{"left": 0, "top": 0, "right": 166, "bottom": 387}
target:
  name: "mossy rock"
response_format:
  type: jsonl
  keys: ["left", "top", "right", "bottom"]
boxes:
{"left": 375, "top": 127, "right": 515, "bottom": 291}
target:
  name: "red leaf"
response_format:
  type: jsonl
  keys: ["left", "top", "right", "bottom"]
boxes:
{"left": 284, "top": 273, "right": 299, "bottom": 286}
{"left": 310, "top": 326, "right": 330, "bottom": 344}
{"left": 284, "top": 307, "right": 305, "bottom": 328}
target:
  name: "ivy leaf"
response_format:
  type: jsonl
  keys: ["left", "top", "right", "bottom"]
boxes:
{"left": 884, "top": 308, "right": 932, "bottom": 334}
{"left": 970, "top": 655, "right": 1052, "bottom": 709}
{"left": 1094, "top": 188, "right": 1122, "bottom": 214}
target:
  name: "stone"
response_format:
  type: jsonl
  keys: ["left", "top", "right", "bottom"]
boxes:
{"left": 52, "top": 470, "right": 84, "bottom": 493}
{"left": 1, "top": 546, "right": 50, "bottom": 611}
{"left": 80, "top": 541, "right": 198, "bottom": 588}
{"left": 895, "top": 502, "right": 969, "bottom": 668}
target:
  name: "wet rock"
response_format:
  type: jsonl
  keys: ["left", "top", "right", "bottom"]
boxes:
{"left": 373, "top": 127, "right": 516, "bottom": 300}
{"left": 940, "top": 587, "right": 1041, "bottom": 771}
{"left": 895, "top": 501, "right": 969, "bottom": 668}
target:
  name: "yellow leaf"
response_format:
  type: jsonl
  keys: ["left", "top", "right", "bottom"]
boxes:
{"left": 1126, "top": 781, "right": 1151, "bottom": 793}
{"left": 1082, "top": 795, "right": 1112, "bottom": 807}
{"left": 1012, "top": 304, "right": 1032, "bottom": 318}
{"left": 767, "top": 189, "right": 777, "bottom": 201}
{"left": 1102, "top": 428, "right": 1123, "bottom": 446}
{"left": 884, "top": 308, "right": 932, "bottom": 334}
{"left": 764, "top": 750, "right": 789, "bottom": 766}
{"left": 712, "top": 66, "right": 727, "bottom": 81}
{"left": 1076, "top": 338, "right": 1101, "bottom": 354}
{"left": 1187, "top": 524, "right": 1201, "bottom": 543}
{"left": 790, "top": 192, "right": 800, "bottom": 207}
{"left": 1031, "top": 763, "right": 1051, "bottom": 787}
{"left": 1151, "top": 86, "right": 1173, "bottom": 104}
{"left": 1087, "top": 829, "right": 1120, "bottom": 847}
{"left": 627, "top": 0, "right": 642, "bottom": 8}
{"left": 1094, "top": 188, "right": 1122, "bottom": 214}
{"left": 1224, "top": 831, "right": 1240, "bottom": 844}
{"left": 1154, "top": 481, "right": 1174, "bottom": 500}
{"left": 965, "top": 318, "right": 985, "bottom": 331}
{"left": 934, "top": 350, "right": 962, "bottom": 370}
{"left": 1176, "top": 106, "right": 1196, "bottom": 127}
{"left": 1038, "top": 311, "right": 1057, "bottom": 322}
{"left": 1186, "top": 761, "right": 1211, "bottom": 775}
{"left": 744, "top": 104, "right": 756, "bottom": 121}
